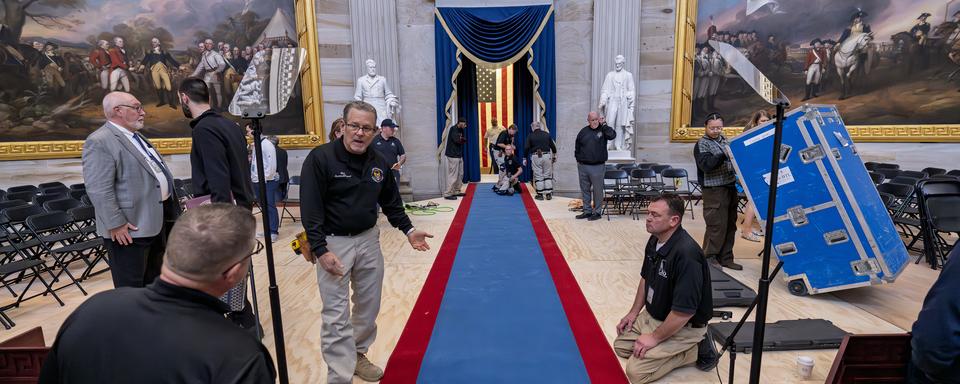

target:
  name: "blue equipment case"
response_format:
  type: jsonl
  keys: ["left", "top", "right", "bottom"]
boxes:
{"left": 726, "top": 104, "right": 910, "bottom": 295}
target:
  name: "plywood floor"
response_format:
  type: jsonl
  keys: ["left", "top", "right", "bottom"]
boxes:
{"left": 1, "top": 183, "right": 941, "bottom": 383}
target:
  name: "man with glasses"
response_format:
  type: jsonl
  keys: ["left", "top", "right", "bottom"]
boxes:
{"left": 694, "top": 113, "right": 742, "bottom": 270}
{"left": 82, "top": 91, "right": 180, "bottom": 288}
{"left": 39, "top": 204, "right": 276, "bottom": 383}
{"left": 300, "top": 100, "right": 434, "bottom": 383}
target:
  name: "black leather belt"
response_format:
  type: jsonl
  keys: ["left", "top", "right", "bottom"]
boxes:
{"left": 690, "top": 322, "right": 707, "bottom": 328}
{"left": 325, "top": 230, "right": 365, "bottom": 237}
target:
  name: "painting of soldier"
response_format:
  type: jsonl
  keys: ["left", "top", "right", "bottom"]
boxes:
{"left": 690, "top": 0, "right": 960, "bottom": 128}
{"left": 0, "top": 0, "right": 304, "bottom": 142}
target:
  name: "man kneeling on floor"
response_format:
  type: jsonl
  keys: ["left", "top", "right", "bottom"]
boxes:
{"left": 494, "top": 145, "right": 524, "bottom": 196}
{"left": 614, "top": 194, "right": 718, "bottom": 383}
{"left": 39, "top": 203, "right": 276, "bottom": 383}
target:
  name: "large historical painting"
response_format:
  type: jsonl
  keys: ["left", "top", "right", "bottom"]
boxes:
{"left": 670, "top": 0, "right": 960, "bottom": 142}
{"left": 0, "top": 0, "right": 323, "bottom": 159}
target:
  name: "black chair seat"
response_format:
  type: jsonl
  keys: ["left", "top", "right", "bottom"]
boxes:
{"left": 0, "top": 258, "right": 44, "bottom": 275}
{"left": 40, "top": 231, "right": 81, "bottom": 244}
{"left": 50, "top": 239, "right": 102, "bottom": 254}
{"left": 78, "top": 225, "right": 96, "bottom": 235}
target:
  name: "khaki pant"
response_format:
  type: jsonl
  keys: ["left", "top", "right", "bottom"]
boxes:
{"left": 496, "top": 173, "right": 517, "bottom": 193}
{"left": 614, "top": 311, "right": 706, "bottom": 383}
{"left": 702, "top": 185, "right": 738, "bottom": 264}
{"left": 531, "top": 152, "right": 554, "bottom": 195}
{"left": 444, "top": 156, "right": 463, "bottom": 197}
{"left": 150, "top": 62, "right": 171, "bottom": 91}
{"left": 110, "top": 68, "right": 130, "bottom": 91}
{"left": 316, "top": 227, "right": 384, "bottom": 384}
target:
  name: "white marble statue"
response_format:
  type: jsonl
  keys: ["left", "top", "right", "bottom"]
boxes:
{"left": 598, "top": 54, "right": 636, "bottom": 152}
{"left": 354, "top": 59, "right": 400, "bottom": 126}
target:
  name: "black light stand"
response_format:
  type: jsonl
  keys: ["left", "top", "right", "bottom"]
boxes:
{"left": 246, "top": 111, "right": 289, "bottom": 384}
{"left": 718, "top": 260, "right": 783, "bottom": 384}
{"left": 749, "top": 101, "right": 788, "bottom": 383}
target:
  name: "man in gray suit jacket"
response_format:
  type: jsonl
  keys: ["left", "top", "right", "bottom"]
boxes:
{"left": 83, "top": 91, "right": 180, "bottom": 288}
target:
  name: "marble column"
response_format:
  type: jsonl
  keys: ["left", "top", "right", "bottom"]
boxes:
{"left": 349, "top": 0, "right": 402, "bottom": 128}
{"left": 591, "top": 0, "right": 642, "bottom": 158}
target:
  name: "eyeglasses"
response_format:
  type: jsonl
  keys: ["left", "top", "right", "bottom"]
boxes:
{"left": 344, "top": 122, "right": 378, "bottom": 134}
{"left": 117, "top": 104, "right": 144, "bottom": 112}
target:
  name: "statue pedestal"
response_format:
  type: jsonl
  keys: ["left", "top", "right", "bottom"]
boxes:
{"left": 608, "top": 150, "right": 635, "bottom": 163}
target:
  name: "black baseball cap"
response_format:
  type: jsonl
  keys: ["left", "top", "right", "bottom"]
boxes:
{"left": 380, "top": 118, "right": 399, "bottom": 128}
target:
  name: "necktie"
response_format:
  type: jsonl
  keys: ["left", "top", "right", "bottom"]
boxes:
{"left": 133, "top": 133, "right": 175, "bottom": 200}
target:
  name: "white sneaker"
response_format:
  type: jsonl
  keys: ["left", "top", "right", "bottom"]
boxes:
{"left": 270, "top": 233, "right": 278, "bottom": 242}
{"left": 256, "top": 232, "right": 265, "bottom": 239}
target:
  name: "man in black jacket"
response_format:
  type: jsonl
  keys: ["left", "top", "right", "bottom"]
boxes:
{"left": 443, "top": 117, "right": 467, "bottom": 200}
{"left": 524, "top": 121, "right": 557, "bottom": 200}
{"left": 574, "top": 111, "right": 616, "bottom": 221}
{"left": 179, "top": 77, "right": 259, "bottom": 329}
{"left": 300, "top": 101, "right": 433, "bottom": 382}
{"left": 39, "top": 204, "right": 276, "bottom": 384}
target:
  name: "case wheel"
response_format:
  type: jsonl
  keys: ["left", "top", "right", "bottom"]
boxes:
{"left": 788, "top": 280, "right": 809, "bottom": 296}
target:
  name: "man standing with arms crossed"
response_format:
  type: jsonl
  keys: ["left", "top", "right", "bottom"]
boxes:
{"left": 300, "top": 101, "right": 433, "bottom": 383}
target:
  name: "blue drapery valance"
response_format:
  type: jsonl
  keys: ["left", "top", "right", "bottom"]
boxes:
{"left": 435, "top": 5, "right": 555, "bottom": 184}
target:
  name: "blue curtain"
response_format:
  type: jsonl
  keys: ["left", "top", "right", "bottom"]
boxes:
{"left": 513, "top": 55, "right": 533, "bottom": 182}
{"left": 437, "top": 5, "right": 552, "bottom": 64}
{"left": 456, "top": 60, "right": 481, "bottom": 183}
{"left": 435, "top": 4, "right": 554, "bottom": 183}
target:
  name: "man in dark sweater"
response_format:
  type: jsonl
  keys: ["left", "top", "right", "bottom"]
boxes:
{"left": 39, "top": 204, "right": 276, "bottom": 384}
{"left": 179, "top": 77, "right": 259, "bottom": 330}
{"left": 574, "top": 111, "right": 616, "bottom": 221}
{"left": 909, "top": 245, "right": 960, "bottom": 383}
{"left": 525, "top": 121, "right": 557, "bottom": 200}
{"left": 443, "top": 117, "right": 467, "bottom": 200}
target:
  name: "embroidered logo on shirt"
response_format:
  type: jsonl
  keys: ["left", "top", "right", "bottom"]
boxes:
{"left": 371, "top": 167, "right": 384, "bottom": 183}
{"left": 658, "top": 260, "right": 668, "bottom": 279}
{"left": 334, "top": 171, "right": 352, "bottom": 179}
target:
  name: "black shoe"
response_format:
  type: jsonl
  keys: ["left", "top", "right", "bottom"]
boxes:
{"left": 721, "top": 261, "right": 744, "bottom": 271}
{"left": 545, "top": 194, "right": 552, "bottom": 200}
{"left": 444, "top": 196, "right": 457, "bottom": 200}
{"left": 575, "top": 212, "right": 592, "bottom": 219}
{"left": 587, "top": 213, "right": 602, "bottom": 221}
{"left": 696, "top": 333, "right": 720, "bottom": 371}
{"left": 506, "top": 191, "right": 514, "bottom": 196}
{"left": 535, "top": 194, "right": 544, "bottom": 200}
{"left": 455, "top": 192, "right": 466, "bottom": 197}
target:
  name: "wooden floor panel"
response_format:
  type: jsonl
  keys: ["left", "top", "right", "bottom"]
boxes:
{"left": 0, "top": 188, "right": 936, "bottom": 383}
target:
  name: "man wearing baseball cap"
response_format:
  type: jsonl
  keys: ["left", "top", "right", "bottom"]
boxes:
{"left": 371, "top": 118, "right": 406, "bottom": 181}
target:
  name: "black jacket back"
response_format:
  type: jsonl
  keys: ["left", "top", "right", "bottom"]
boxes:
{"left": 189, "top": 110, "right": 254, "bottom": 209}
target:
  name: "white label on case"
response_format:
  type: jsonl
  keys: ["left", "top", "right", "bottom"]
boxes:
{"left": 744, "top": 128, "right": 775, "bottom": 146}
{"left": 763, "top": 167, "right": 795, "bottom": 187}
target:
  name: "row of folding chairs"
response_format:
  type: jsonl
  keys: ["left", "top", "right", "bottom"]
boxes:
{"left": 877, "top": 176, "right": 960, "bottom": 269}
{"left": 0, "top": 198, "right": 104, "bottom": 329}
{"left": 600, "top": 164, "right": 699, "bottom": 221}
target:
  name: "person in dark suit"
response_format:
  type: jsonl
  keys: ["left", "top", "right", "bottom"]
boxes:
{"left": 82, "top": 91, "right": 180, "bottom": 288}
{"left": 178, "top": 77, "right": 257, "bottom": 332}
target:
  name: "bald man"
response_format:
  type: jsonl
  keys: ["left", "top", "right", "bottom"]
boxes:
{"left": 82, "top": 91, "right": 180, "bottom": 288}
{"left": 574, "top": 111, "right": 616, "bottom": 220}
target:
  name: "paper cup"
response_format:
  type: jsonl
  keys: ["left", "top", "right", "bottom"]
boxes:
{"left": 797, "top": 356, "right": 814, "bottom": 379}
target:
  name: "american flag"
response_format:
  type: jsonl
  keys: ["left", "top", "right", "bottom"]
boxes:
{"left": 476, "top": 64, "right": 514, "bottom": 168}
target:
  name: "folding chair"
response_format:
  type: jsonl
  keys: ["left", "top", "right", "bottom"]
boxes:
{"left": 868, "top": 172, "right": 885, "bottom": 185}
{"left": 649, "top": 165, "right": 673, "bottom": 191}
{"left": 921, "top": 167, "right": 946, "bottom": 176}
{"left": 878, "top": 183, "right": 921, "bottom": 249}
{"left": 899, "top": 170, "right": 928, "bottom": 180}
{"left": 627, "top": 168, "right": 662, "bottom": 219}
{"left": 279, "top": 176, "right": 301, "bottom": 227}
{"left": 864, "top": 162, "right": 879, "bottom": 171}
{"left": 43, "top": 198, "right": 82, "bottom": 213}
{"left": 5, "top": 191, "right": 37, "bottom": 204}
{"left": 662, "top": 168, "right": 696, "bottom": 219}
{"left": 947, "top": 170, "right": 960, "bottom": 177}
{"left": 68, "top": 183, "right": 85, "bottom": 191}
{"left": 80, "top": 195, "right": 92, "bottom": 206}
{"left": 876, "top": 163, "right": 900, "bottom": 170}
{"left": 0, "top": 190, "right": 5, "bottom": 201}
{"left": 0, "top": 214, "right": 65, "bottom": 317}
{"left": 37, "top": 182, "right": 65, "bottom": 190}
{"left": 637, "top": 163, "right": 659, "bottom": 170}
{"left": 32, "top": 193, "right": 69, "bottom": 207}
{"left": 916, "top": 179, "right": 960, "bottom": 269}
{"left": 875, "top": 168, "right": 902, "bottom": 181}
{"left": 5, "top": 186, "right": 38, "bottom": 194}
{"left": 67, "top": 206, "right": 98, "bottom": 240}
{"left": 601, "top": 170, "right": 631, "bottom": 220}
{"left": 40, "top": 186, "right": 69, "bottom": 195}
{"left": 888, "top": 176, "right": 919, "bottom": 188}
{"left": 0, "top": 200, "right": 28, "bottom": 212}
{"left": 68, "top": 189, "right": 86, "bottom": 202}
{"left": 1, "top": 205, "right": 47, "bottom": 260}
{"left": 26, "top": 212, "right": 95, "bottom": 295}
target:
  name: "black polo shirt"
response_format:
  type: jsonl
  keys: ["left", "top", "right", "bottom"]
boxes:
{"left": 39, "top": 279, "right": 276, "bottom": 383}
{"left": 641, "top": 227, "right": 713, "bottom": 325}
{"left": 300, "top": 138, "right": 413, "bottom": 256}
{"left": 445, "top": 125, "right": 465, "bottom": 158}
{"left": 371, "top": 135, "right": 405, "bottom": 164}
{"left": 501, "top": 155, "right": 521, "bottom": 176}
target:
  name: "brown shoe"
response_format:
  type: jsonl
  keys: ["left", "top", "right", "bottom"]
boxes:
{"left": 355, "top": 353, "right": 384, "bottom": 382}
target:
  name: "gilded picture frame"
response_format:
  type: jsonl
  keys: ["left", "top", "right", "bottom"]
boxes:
{"left": 670, "top": 0, "right": 960, "bottom": 142}
{"left": 0, "top": 0, "right": 324, "bottom": 160}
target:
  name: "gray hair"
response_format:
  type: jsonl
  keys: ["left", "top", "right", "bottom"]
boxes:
{"left": 102, "top": 91, "right": 130, "bottom": 118}
{"left": 163, "top": 204, "right": 257, "bottom": 282}
{"left": 342, "top": 100, "right": 377, "bottom": 121}
{"left": 113, "top": 36, "right": 123, "bottom": 44}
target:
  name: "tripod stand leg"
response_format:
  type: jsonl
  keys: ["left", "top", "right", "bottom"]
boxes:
{"left": 729, "top": 348, "right": 736, "bottom": 384}
{"left": 248, "top": 262, "right": 262, "bottom": 340}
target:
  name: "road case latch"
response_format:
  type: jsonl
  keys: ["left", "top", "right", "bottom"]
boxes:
{"left": 776, "top": 242, "right": 798, "bottom": 257}
{"left": 851, "top": 259, "right": 881, "bottom": 276}
{"left": 831, "top": 148, "right": 842, "bottom": 160}
{"left": 788, "top": 206, "right": 808, "bottom": 227}
{"left": 824, "top": 229, "right": 850, "bottom": 245}
{"left": 779, "top": 144, "right": 792, "bottom": 163}
{"left": 800, "top": 145, "right": 826, "bottom": 164}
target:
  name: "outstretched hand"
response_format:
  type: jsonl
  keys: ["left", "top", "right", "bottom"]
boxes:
{"left": 408, "top": 230, "right": 434, "bottom": 251}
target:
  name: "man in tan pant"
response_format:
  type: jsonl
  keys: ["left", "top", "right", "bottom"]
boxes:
{"left": 300, "top": 101, "right": 433, "bottom": 383}
{"left": 443, "top": 117, "right": 467, "bottom": 200}
{"left": 614, "top": 194, "right": 717, "bottom": 383}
